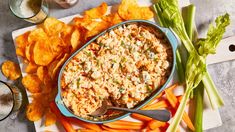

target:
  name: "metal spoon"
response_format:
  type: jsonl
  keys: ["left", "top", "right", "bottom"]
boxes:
{"left": 90, "top": 100, "right": 171, "bottom": 122}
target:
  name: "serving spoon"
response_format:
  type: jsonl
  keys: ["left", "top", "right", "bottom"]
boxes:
{"left": 90, "top": 100, "right": 171, "bottom": 122}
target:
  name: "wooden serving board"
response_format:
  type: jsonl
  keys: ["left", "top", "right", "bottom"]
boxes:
{"left": 12, "top": 0, "right": 235, "bottom": 131}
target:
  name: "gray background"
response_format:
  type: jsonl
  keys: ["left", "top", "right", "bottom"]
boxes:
{"left": 0, "top": 0, "right": 235, "bottom": 131}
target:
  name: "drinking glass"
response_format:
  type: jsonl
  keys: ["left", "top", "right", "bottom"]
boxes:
{"left": 9, "top": 0, "right": 49, "bottom": 24}
{"left": 0, "top": 81, "right": 22, "bottom": 121}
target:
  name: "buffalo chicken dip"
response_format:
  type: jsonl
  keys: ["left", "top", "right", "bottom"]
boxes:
{"left": 61, "top": 23, "right": 173, "bottom": 119}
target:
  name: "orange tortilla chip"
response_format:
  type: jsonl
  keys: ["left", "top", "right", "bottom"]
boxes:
{"left": 28, "top": 28, "right": 48, "bottom": 44}
{"left": 71, "top": 29, "right": 82, "bottom": 52}
{"left": 33, "top": 41, "right": 55, "bottom": 66}
{"left": 25, "top": 43, "right": 35, "bottom": 62}
{"left": 43, "top": 74, "right": 54, "bottom": 93}
{"left": 22, "top": 74, "right": 42, "bottom": 93}
{"left": 16, "top": 47, "right": 25, "bottom": 58}
{"left": 43, "top": 17, "right": 65, "bottom": 36}
{"left": 37, "top": 66, "right": 47, "bottom": 82}
{"left": 49, "top": 36, "right": 66, "bottom": 56}
{"left": 44, "top": 108, "right": 57, "bottom": 126}
{"left": 48, "top": 53, "right": 69, "bottom": 79}
{"left": 15, "top": 31, "right": 30, "bottom": 48}
{"left": 118, "top": 0, "right": 153, "bottom": 20}
{"left": 85, "top": 20, "right": 110, "bottom": 38}
{"left": 25, "top": 62, "right": 38, "bottom": 74}
{"left": 84, "top": 2, "right": 108, "bottom": 19}
{"left": 26, "top": 101, "right": 45, "bottom": 121}
{"left": 102, "top": 13, "right": 124, "bottom": 25}
{"left": 1, "top": 60, "right": 21, "bottom": 80}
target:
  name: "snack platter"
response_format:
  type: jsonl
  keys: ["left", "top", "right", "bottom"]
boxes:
{"left": 11, "top": 0, "right": 224, "bottom": 131}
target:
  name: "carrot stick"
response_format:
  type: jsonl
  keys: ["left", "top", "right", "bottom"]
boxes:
{"left": 103, "top": 120, "right": 145, "bottom": 130}
{"left": 165, "top": 89, "right": 195, "bottom": 131}
{"left": 146, "top": 127, "right": 161, "bottom": 132}
{"left": 76, "top": 129, "right": 97, "bottom": 132}
{"left": 101, "top": 125, "right": 131, "bottom": 132}
{"left": 131, "top": 100, "right": 169, "bottom": 122}
{"left": 148, "top": 120, "right": 166, "bottom": 130}
{"left": 130, "top": 113, "right": 152, "bottom": 122}
{"left": 143, "top": 100, "right": 169, "bottom": 110}
{"left": 177, "top": 95, "right": 183, "bottom": 102}
{"left": 147, "top": 92, "right": 164, "bottom": 105}
{"left": 146, "top": 83, "right": 178, "bottom": 106}
{"left": 50, "top": 102, "right": 76, "bottom": 132}
{"left": 67, "top": 117, "right": 101, "bottom": 131}
{"left": 166, "top": 83, "right": 179, "bottom": 91}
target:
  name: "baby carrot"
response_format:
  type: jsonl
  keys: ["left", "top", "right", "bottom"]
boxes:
{"left": 50, "top": 102, "right": 76, "bottom": 132}
{"left": 165, "top": 89, "right": 195, "bottom": 131}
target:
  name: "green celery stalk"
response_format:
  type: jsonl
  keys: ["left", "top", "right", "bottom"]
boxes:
{"left": 181, "top": 5, "right": 205, "bottom": 131}
{"left": 153, "top": 0, "right": 230, "bottom": 131}
{"left": 183, "top": 4, "right": 206, "bottom": 131}
{"left": 194, "top": 82, "right": 204, "bottom": 132}
{"left": 153, "top": 3, "right": 186, "bottom": 83}
{"left": 182, "top": 4, "right": 196, "bottom": 41}
{"left": 182, "top": 4, "right": 196, "bottom": 98}
{"left": 202, "top": 72, "right": 224, "bottom": 109}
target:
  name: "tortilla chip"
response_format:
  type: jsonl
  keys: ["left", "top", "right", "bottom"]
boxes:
{"left": 15, "top": 31, "right": 30, "bottom": 48}
{"left": 84, "top": 2, "right": 108, "bottom": 19}
{"left": 102, "top": 13, "right": 124, "bottom": 25}
{"left": 85, "top": 20, "right": 110, "bottom": 38}
{"left": 48, "top": 53, "right": 69, "bottom": 80}
{"left": 26, "top": 101, "right": 45, "bottom": 121}
{"left": 43, "top": 17, "right": 65, "bottom": 36}
{"left": 44, "top": 108, "right": 57, "bottom": 126}
{"left": 1, "top": 60, "right": 21, "bottom": 80}
{"left": 22, "top": 74, "right": 42, "bottom": 93}
{"left": 33, "top": 41, "right": 55, "bottom": 66}
{"left": 118, "top": 0, "right": 153, "bottom": 20}
{"left": 25, "top": 62, "right": 38, "bottom": 74}
{"left": 71, "top": 29, "right": 82, "bottom": 52}
{"left": 25, "top": 43, "right": 35, "bottom": 62}
{"left": 28, "top": 28, "right": 48, "bottom": 44}
{"left": 16, "top": 47, "right": 25, "bottom": 58}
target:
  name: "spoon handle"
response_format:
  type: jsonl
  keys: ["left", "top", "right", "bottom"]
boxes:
{"left": 109, "top": 107, "right": 171, "bottom": 122}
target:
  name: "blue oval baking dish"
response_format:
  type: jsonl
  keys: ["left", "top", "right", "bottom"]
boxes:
{"left": 55, "top": 19, "right": 178, "bottom": 124}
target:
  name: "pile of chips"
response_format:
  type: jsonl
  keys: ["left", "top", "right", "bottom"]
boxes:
{"left": 2, "top": 0, "right": 154, "bottom": 126}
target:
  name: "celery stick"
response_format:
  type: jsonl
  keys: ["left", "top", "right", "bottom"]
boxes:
{"left": 203, "top": 72, "right": 224, "bottom": 109}
{"left": 194, "top": 82, "right": 204, "bottom": 132}
{"left": 182, "top": 5, "right": 196, "bottom": 41}
{"left": 153, "top": 4, "right": 186, "bottom": 83}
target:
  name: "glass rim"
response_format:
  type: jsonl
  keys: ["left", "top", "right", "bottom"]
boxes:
{"left": 8, "top": 0, "right": 49, "bottom": 19}
{"left": 0, "top": 81, "right": 15, "bottom": 121}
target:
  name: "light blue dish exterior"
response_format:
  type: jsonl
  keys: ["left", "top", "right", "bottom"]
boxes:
{"left": 56, "top": 20, "right": 178, "bottom": 124}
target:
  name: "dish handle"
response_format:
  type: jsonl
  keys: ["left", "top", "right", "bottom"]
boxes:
{"left": 55, "top": 93, "right": 75, "bottom": 118}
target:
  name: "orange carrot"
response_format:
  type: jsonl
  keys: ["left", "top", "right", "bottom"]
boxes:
{"left": 165, "top": 89, "right": 195, "bottom": 131}
{"left": 101, "top": 125, "right": 131, "bottom": 132}
{"left": 130, "top": 113, "right": 152, "bottom": 122}
{"left": 131, "top": 100, "right": 169, "bottom": 122}
{"left": 147, "top": 92, "right": 164, "bottom": 105}
{"left": 143, "top": 100, "right": 169, "bottom": 110}
{"left": 76, "top": 129, "right": 97, "bottom": 132}
{"left": 166, "top": 83, "right": 179, "bottom": 91}
{"left": 50, "top": 102, "right": 76, "bottom": 132}
{"left": 103, "top": 120, "right": 145, "bottom": 130}
{"left": 148, "top": 120, "right": 166, "bottom": 130}
{"left": 147, "top": 83, "right": 178, "bottom": 106}
{"left": 68, "top": 117, "right": 101, "bottom": 131}
{"left": 177, "top": 95, "right": 183, "bottom": 102}
{"left": 146, "top": 127, "right": 161, "bottom": 132}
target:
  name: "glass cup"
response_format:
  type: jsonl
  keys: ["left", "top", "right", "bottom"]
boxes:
{"left": 9, "top": 0, "right": 49, "bottom": 24}
{"left": 0, "top": 81, "right": 22, "bottom": 121}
